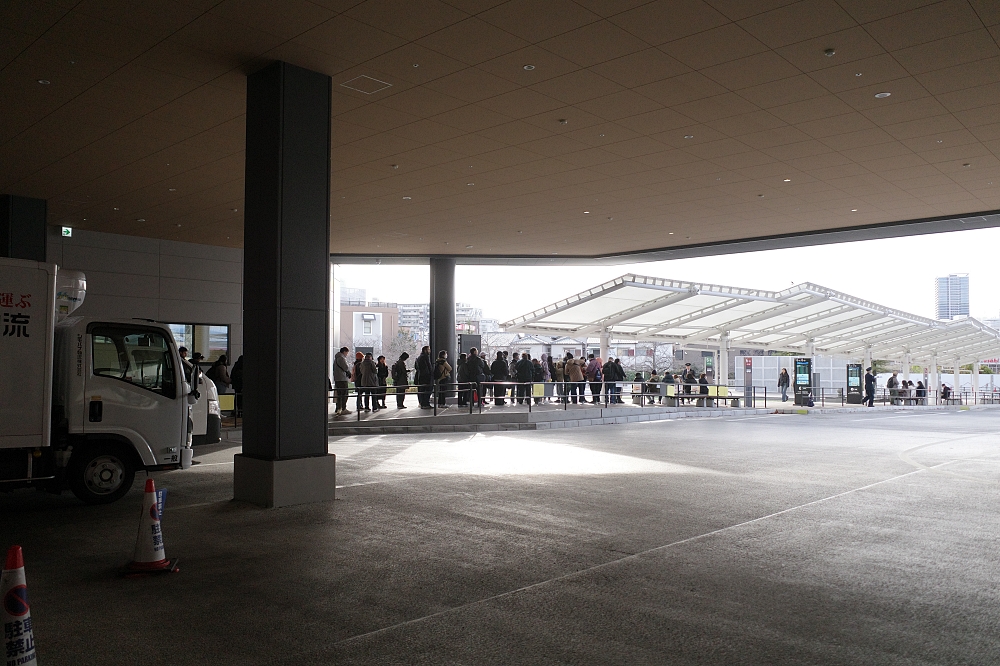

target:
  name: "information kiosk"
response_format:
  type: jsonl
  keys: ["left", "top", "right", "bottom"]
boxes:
{"left": 793, "top": 357, "right": 813, "bottom": 406}
{"left": 846, "top": 363, "right": 863, "bottom": 404}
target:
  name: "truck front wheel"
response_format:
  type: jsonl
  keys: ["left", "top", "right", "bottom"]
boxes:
{"left": 69, "top": 444, "right": 136, "bottom": 504}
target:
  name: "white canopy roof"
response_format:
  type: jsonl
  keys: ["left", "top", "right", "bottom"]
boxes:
{"left": 502, "top": 274, "right": 1000, "bottom": 364}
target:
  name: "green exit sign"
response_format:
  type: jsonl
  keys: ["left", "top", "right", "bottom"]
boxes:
{"left": 61, "top": 226, "right": 72, "bottom": 237}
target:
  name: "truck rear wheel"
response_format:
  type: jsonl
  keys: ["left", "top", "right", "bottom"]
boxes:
{"left": 69, "top": 444, "right": 136, "bottom": 504}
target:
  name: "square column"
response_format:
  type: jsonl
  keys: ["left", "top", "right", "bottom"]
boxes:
{"left": 430, "top": 256, "right": 456, "bottom": 360}
{"left": 1, "top": 195, "right": 46, "bottom": 261}
{"left": 234, "top": 60, "right": 335, "bottom": 508}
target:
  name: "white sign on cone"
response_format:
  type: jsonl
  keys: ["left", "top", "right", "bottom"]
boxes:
{"left": 2, "top": 545, "right": 37, "bottom": 666}
{"left": 124, "top": 479, "right": 178, "bottom": 575}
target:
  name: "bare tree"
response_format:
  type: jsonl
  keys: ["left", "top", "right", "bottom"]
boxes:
{"left": 383, "top": 329, "right": 422, "bottom": 362}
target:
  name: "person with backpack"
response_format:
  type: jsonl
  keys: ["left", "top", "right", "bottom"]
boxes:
{"left": 434, "top": 350, "right": 452, "bottom": 407}
{"left": 490, "top": 351, "right": 509, "bottom": 406}
{"left": 886, "top": 372, "right": 900, "bottom": 405}
{"left": 391, "top": 352, "right": 410, "bottom": 408}
{"left": 414, "top": 346, "right": 433, "bottom": 409}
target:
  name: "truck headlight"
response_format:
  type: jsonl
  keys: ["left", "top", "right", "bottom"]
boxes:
{"left": 208, "top": 400, "right": 221, "bottom": 417}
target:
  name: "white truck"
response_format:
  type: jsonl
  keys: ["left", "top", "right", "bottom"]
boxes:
{"left": 0, "top": 258, "right": 196, "bottom": 504}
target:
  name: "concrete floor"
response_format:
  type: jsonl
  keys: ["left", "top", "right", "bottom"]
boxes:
{"left": 2, "top": 410, "right": 999, "bottom": 664}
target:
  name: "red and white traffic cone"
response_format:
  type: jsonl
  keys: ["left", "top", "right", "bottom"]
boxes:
{"left": 2, "top": 545, "right": 38, "bottom": 666}
{"left": 122, "top": 479, "right": 178, "bottom": 576}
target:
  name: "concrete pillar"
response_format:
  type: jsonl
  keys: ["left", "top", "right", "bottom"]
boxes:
{"left": 1, "top": 195, "right": 47, "bottom": 261}
{"left": 863, "top": 344, "right": 872, "bottom": 371}
{"left": 805, "top": 338, "right": 815, "bottom": 358}
{"left": 234, "top": 61, "right": 335, "bottom": 508}
{"left": 903, "top": 353, "right": 911, "bottom": 382}
{"left": 972, "top": 358, "right": 980, "bottom": 402}
{"left": 600, "top": 328, "right": 610, "bottom": 361}
{"left": 930, "top": 355, "right": 938, "bottom": 397}
{"left": 954, "top": 357, "right": 961, "bottom": 395}
{"left": 718, "top": 332, "right": 730, "bottom": 385}
{"left": 430, "top": 255, "right": 456, "bottom": 374}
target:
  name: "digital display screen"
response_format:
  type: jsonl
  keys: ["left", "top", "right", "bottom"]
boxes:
{"left": 848, "top": 376, "right": 860, "bottom": 387}
{"left": 795, "top": 359, "right": 810, "bottom": 386}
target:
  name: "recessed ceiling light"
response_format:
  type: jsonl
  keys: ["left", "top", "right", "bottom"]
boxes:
{"left": 82, "top": 218, "right": 87, "bottom": 221}
{"left": 824, "top": 48, "right": 835, "bottom": 57}
{"left": 231, "top": 208, "right": 238, "bottom": 212}
{"left": 168, "top": 188, "right": 176, "bottom": 191}
{"left": 467, "top": 182, "right": 474, "bottom": 186}
{"left": 412, "top": 64, "right": 419, "bottom": 67}
{"left": 963, "top": 163, "right": 971, "bottom": 167}
{"left": 783, "top": 178, "right": 791, "bottom": 182}
{"left": 874, "top": 92, "right": 891, "bottom": 98}
{"left": 757, "top": 194, "right": 764, "bottom": 197}
{"left": 855, "top": 72, "right": 862, "bottom": 77}
{"left": 937, "top": 140, "right": 943, "bottom": 143}
{"left": 669, "top": 232, "right": 674, "bottom": 235}
{"left": 683, "top": 135, "right": 694, "bottom": 139}
{"left": 113, "top": 207, "right": 119, "bottom": 210}
{"left": 37, "top": 79, "right": 50, "bottom": 84}
{"left": 392, "top": 164, "right": 398, "bottom": 169}
{"left": 583, "top": 211, "right": 590, "bottom": 214}
{"left": 851, "top": 209, "right": 858, "bottom": 212}
{"left": 599, "top": 133, "right": 605, "bottom": 137}
{"left": 402, "top": 196, "right": 411, "bottom": 200}
{"left": 517, "top": 230, "right": 522, "bottom": 234}
{"left": 466, "top": 245, "right": 473, "bottom": 249}
{"left": 176, "top": 224, "right": 182, "bottom": 227}
{"left": 559, "top": 119, "right": 568, "bottom": 125}
{"left": 136, "top": 218, "right": 145, "bottom": 222}
{"left": 523, "top": 65, "right": 535, "bottom": 70}
{"left": 607, "top": 216, "right": 613, "bottom": 221}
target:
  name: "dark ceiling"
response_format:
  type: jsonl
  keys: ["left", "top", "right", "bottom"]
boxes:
{"left": 2, "top": 0, "right": 999, "bottom": 257}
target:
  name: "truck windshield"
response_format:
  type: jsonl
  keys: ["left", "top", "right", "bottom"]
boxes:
{"left": 91, "top": 325, "right": 177, "bottom": 399}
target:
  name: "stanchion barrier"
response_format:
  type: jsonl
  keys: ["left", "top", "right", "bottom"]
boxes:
{"left": 122, "top": 478, "right": 179, "bottom": 577}
{"left": 2, "top": 546, "right": 37, "bottom": 666}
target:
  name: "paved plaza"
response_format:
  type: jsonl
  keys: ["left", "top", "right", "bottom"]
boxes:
{"left": 3, "top": 409, "right": 999, "bottom": 664}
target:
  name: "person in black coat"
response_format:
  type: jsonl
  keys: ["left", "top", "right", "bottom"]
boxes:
{"left": 490, "top": 351, "right": 509, "bottom": 406}
{"left": 414, "top": 346, "right": 433, "bottom": 408}
{"left": 864, "top": 367, "right": 876, "bottom": 407}
{"left": 391, "top": 352, "right": 410, "bottom": 408}
{"left": 515, "top": 352, "right": 534, "bottom": 404}
{"left": 456, "top": 352, "right": 469, "bottom": 406}
{"left": 376, "top": 355, "right": 389, "bottom": 409}
{"left": 466, "top": 348, "right": 486, "bottom": 406}
{"left": 699, "top": 372, "right": 710, "bottom": 407}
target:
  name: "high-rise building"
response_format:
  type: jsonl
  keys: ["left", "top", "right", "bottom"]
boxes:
{"left": 935, "top": 274, "right": 969, "bottom": 320}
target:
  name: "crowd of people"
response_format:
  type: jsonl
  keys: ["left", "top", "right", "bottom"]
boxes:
{"left": 331, "top": 346, "right": 715, "bottom": 415}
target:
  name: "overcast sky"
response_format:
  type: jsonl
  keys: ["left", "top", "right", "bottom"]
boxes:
{"left": 336, "top": 227, "right": 1000, "bottom": 325}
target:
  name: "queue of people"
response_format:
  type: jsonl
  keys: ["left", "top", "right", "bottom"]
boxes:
{"left": 332, "top": 345, "right": 723, "bottom": 415}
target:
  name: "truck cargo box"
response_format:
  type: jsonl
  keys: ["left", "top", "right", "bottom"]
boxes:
{"left": 0, "top": 258, "right": 56, "bottom": 449}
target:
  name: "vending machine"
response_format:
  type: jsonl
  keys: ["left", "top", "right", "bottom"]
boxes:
{"left": 794, "top": 357, "right": 813, "bottom": 406}
{"left": 846, "top": 363, "right": 863, "bottom": 404}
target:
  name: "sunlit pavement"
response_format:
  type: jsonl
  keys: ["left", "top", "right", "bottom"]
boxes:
{"left": 2, "top": 410, "right": 999, "bottom": 664}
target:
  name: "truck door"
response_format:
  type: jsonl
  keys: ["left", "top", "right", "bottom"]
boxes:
{"left": 85, "top": 323, "right": 186, "bottom": 465}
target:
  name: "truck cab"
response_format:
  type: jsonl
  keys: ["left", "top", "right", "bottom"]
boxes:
{"left": 0, "top": 258, "right": 193, "bottom": 503}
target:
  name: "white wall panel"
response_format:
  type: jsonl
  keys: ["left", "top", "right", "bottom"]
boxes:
{"left": 49, "top": 229, "right": 245, "bottom": 360}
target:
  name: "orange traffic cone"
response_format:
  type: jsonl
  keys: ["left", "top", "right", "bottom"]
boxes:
{"left": 2, "top": 545, "right": 37, "bottom": 666}
{"left": 123, "top": 479, "right": 178, "bottom": 576}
